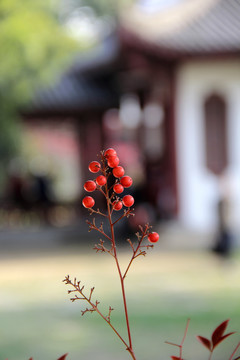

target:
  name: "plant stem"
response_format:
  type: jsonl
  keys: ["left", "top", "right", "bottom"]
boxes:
{"left": 82, "top": 288, "right": 129, "bottom": 349}
{"left": 105, "top": 190, "right": 136, "bottom": 359}
{"left": 229, "top": 341, "right": 240, "bottom": 360}
{"left": 64, "top": 276, "right": 130, "bottom": 352}
{"left": 208, "top": 351, "right": 213, "bottom": 360}
{"left": 123, "top": 226, "right": 148, "bottom": 280}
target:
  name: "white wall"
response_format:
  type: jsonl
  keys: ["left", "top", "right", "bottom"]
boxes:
{"left": 176, "top": 59, "right": 240, "bottom": 233}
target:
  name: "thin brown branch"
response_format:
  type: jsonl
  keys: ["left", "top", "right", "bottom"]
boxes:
{"left": 86, "top": 220, "right": 112, "bottom": 242}
{"left": 113, "top": 209, "right": 135, "bottom": 226}
{"left": 105, "top": 188, "right": 136, "bottom": 360}
{"left": 96, "top": 186, "right": 107, "bottom": 198}
{"left": 93, "top": 239, "right": 114, "bottom": 257}
{"left": 181, "top": 318, "right": 190, "bottom": 346}
{"left": 106, "top": 306, "right": 114, "bottom": 323}
{"left": 88, "top": 208, "right": 108, "bottom": 217}
{"left": 165, "top": 318, "right": 190, "bottom": 360}
{"left": 229, "top": 341, "right": 240, "bottom": 360}
{"left": 63, "top": 276, "right": 129, "bottom": 350}
{"left": 123, "top": 224, "right": 150, "bottom": 280}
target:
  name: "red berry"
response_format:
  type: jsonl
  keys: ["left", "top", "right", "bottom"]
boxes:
{"left": 84, "top": 180, "right": 96, "bottom": 192}
{"left": 89, "top": 161, "right": 101, "bottom": 173}
{"left": 122, "top": 195, "right": 134, "bottom": 207}
{"left": 148, "top": 232, "right": 159, "bottom": 243}
{"left": 113, "top": 183, "right": 124, "bottom": 194}
{"left": 104, "top": 148, "right": 117, "bottom": 158}
{"left": 120, "top": 176, "right": 133, "bottom": 188}
{"left": 82, "top": 196, "right": 95, "bottom": 208}
{"left": 96, "top": 175, "right": 107, "bottom": 186}
{"left": 112, "top": 200, "right": 123, "bottom": 211}
{"left": 113, "top": 166, "right": 125, "bottom": 178}
{"left": 108, "top": 156, "right": 120, "bottom": 168}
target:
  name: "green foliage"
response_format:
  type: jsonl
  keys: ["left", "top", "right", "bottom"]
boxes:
{"left": 59, "top": 0, "right": 134, "bottom": 19}
{"left": 0, "top": 0, "right": 79, "bottom": 189}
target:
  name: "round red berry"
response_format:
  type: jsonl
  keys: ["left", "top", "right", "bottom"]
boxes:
{"left": 104, "top": 148, "right": 117, "bottom": 158}
{"left": 113, "top": 183, "right": 124, "bottom": 194}
{"left": 148, "top": 232, "right": 159, "bottom": 243}
{"left": 84, "top": 180, "right": 96, "bottom": 192}
{"left": 112, "top": 200, "right": 123, "bottom": 211}
{"left": 89, "top": 161, "right": 101, "bottom": 173}
{"left": 82, "top": 196, "right": 95, "bottom": 208}
{"left": 120, "top": 176, "right": 133, "bottom": 188}
{"left": 96, "top": 175, "right": 107, "bottom": 186}
{"left": 113, "top": 166, "right": 125, "bottom": 178}
{"left": 122, "top": 195, "right": 134, "bottom": 207}
{"left": 108, "top": 156, "right": 120, "bottom": 168}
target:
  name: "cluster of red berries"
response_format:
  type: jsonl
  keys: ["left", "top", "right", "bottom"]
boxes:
{"left": 82, "top": 148, "right": 159, "bottom": 243}
{"left": 82, "top": 148, "right": 134, "bottom": 210}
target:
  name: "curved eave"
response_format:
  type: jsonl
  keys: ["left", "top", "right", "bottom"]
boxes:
{"left": 119, "top": 26, "right": 240, "bottom": 61}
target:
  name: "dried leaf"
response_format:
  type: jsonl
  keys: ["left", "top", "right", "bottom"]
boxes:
{"left": 212, "top": 332, "right": 235, "bottom": 349}
{"left": 212, "top": 319, "right": 230, "bottom": 347}
{"left": 57, "top": 354, "right": 68, "bottom": 360}
{"left": 196, "top": 335, "right": 212, "bottom": 351}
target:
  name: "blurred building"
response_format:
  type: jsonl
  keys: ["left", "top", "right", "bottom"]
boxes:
{"left": 22, "top": 0, "right": 240, "bottom": 234}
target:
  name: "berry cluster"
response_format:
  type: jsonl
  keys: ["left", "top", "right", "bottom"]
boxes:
{"left": 64, "top": 148, "right": 160, "bottom": 360}
{"left": 82, "top": 148, "right": 159, "bottom": 244}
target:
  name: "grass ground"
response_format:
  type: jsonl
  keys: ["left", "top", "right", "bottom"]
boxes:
{"left": 1, "top": 244, "right": 240, "bottom": 360}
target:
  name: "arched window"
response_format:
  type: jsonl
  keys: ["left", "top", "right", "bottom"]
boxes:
{"left": 204, "top": 94, "right": 228, "bottom": 175}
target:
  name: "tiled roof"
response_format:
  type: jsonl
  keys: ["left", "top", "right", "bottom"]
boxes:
{"left": 121, "top": 0, "right": 240, "bottom": 56}
{"left": 25, "top": 0, "right": 240, "bottom": 115}
{"left": 26, "top": 33, "right": 120, "bottom": 116}
{"left": 28, "top": 75, "right": 117, "bottom": 115}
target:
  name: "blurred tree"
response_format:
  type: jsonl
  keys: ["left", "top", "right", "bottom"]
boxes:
{"left": 59, "top": 0, "right": 131, "bottom": 18}
{"left": 58, "top": 0, "right": 134, "bottom": 42}
{"left": 0, "top": 0, "right": 80, "bottom": 191}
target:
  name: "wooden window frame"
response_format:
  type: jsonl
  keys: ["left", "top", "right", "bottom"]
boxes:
{"left": 204, "top": 94, "right": 228, "bottom": 175}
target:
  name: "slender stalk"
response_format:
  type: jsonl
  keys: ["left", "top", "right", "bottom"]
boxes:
{"left": 103, "top": 167, "right": 136, "bottom": 360}
{"left": 63, "top": 276, "right": 130, "bottom": 352}
{"left": 109, "top": 216, "right": 136, "bottom": 360}
{"left": 179, "top": 319, "right": 190, "bottom": 359}
{"left": 123, "top": 226, "right": 148, "bottom": 280}
{"left": 229, "top": 341, "right": 240, "bottom": 360}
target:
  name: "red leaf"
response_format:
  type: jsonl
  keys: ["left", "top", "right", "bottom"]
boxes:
{"left": 196, "top": 335, "right": 212, "bottom": 351}
{"left": 212, "top": 332, "right": 235, "bottom": 349}
{"left": 212, "top": 319, "right": 230, "bottom": 347}
{"left": 57, "top": 354, "right": 68, "bottom": 360}
{"left": 171, "top": 357, "right": 181, "bottom": 360}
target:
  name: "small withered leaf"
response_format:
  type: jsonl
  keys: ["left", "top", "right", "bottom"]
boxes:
{"left": 213, "top": 332, "right": 235, "bottom": 349}
{"left": 57, "top": 354, "right": 68, "bottom": 360}
{"left": 211, "top": 319, "right": 230, "bottom": 347}
{"left": 196, "top": 335, "right": 212, "bottom": 351}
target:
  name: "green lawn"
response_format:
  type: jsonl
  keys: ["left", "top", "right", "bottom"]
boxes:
{"left": 1, "top": 245, "right": 240, "bottom": 360}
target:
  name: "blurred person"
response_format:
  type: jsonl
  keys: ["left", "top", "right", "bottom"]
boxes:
{"left": 5, "top": 158, "right": 29, "bottom": 212}
{"left": 28, "top": 157, "right": 55, "bottom": 225}
{"left": 212, "top": 176, "right": 234, "bottom": 259}
{"left": 212, "top": 196, "right": 233, "bottom": 258}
